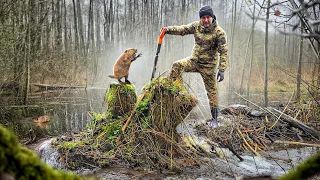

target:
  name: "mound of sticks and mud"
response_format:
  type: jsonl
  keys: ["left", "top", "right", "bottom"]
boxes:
{"left": 52, "top": 77, "right": 320, "bottom": 174}
{"left": 203, "top": 104, "right": 320, "bottom": 161}
{"left": 53, "top": 78, "right": 202, "bottom": 170}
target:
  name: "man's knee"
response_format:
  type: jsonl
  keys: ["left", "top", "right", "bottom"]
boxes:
{"left": 172, "top": 61, "right": 181, "bottom": 70}
{"left": 170, "top": 62, "right": 182, "bottom": 78}
{"left": 208, "top": 93, "right": 218, "bottom": 107}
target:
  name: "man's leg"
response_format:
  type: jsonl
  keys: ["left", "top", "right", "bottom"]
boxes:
{"left": 199, "top": 67, "right": 218, "bottom": 127}
{"left": 169, "top": 57, "right": 198, "bottom": 81}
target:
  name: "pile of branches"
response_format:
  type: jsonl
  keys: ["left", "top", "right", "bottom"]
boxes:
{"left": 206, "top": 104, "right": 320, "bottom": 160}
{"left": 116, "top": 78, "right": 199, "bottom": 169}
{"left": 53, "top": 78, "right": 201, "bottom": 171}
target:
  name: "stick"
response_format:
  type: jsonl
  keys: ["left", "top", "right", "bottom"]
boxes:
{"left": 224, "top": 141, "right": 244, "bottom": 161}
{"left": 290, "top": 127, "right": 303, "bottom": 142}
{"left": 216, "top": 137, "right": 244, "bottom": 161}
{"left": 265, "top": 133, "right": 275, "bottom": 143}
{"left": 269, "top": 92, "right": 294, "bottom": 130}
{"left": 121, "top": 92, "right": 146, "bottom": 133}
{"left": 241, "top": 126, "right": 265, "bottom": 133}
{"left": 248, "top": 133, "right": 264, "bottom": 148}
{"left": 237, "top": 128, "right": 261, "bottom": 158}
{"left": 274, "top": 140, "right": 320, "bottom": 147}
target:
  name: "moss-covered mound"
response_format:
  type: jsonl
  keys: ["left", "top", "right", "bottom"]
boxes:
{"left": 105, "top": 83, "right": 137, "bottom": 118}
{"left": 118, "top": 78, "right": 198, "bottom": 169}
{"left": 0, "top": 125, "right": 86, "bottom": 180}
{"left": 55, "top": 78, "right": 199, "bottom": 170}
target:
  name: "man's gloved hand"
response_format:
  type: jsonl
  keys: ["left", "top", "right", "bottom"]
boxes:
{"left": 217, "top": 70, "right": 224, "bottom": 82}
{"left": 161, "top": 27, "right": 168, "bottom": 34}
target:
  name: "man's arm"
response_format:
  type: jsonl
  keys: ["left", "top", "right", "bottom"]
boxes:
{"left": 217, "top": 28, "right": 228, "bottom": 72}
{"left": 166, "top": 22, "right": 196, "bottom": 36}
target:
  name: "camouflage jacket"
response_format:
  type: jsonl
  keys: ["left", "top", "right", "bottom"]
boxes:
{"left": 166, "top": 21, "right": 228, "bottom": 71}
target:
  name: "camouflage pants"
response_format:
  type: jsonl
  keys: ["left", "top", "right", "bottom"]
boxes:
{"left": 169, "top": 57, "right": 218, "bottom": 107}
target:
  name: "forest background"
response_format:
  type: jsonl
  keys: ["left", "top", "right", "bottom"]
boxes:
{"left": 0, "top": 0, "right": 319, "bottom": 108}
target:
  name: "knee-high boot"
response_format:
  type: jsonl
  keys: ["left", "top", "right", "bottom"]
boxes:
{"left": 209, "top": 107, "right": 219, "bottom": 127}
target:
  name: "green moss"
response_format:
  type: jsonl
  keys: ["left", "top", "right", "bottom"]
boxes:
{"left": 87, "top": 112, "right": 108, "bottom": 132}
{"left": 136, "top": 98, "right": 151, "bottom": 115}
{"left": 58, "top": 141, "right": 85, "bottom": 151}
{"left": 143, "top": 77, "right": 187, "bottom": 93}
{"left": 97, "top": 119, "right": 121, "bottom": 143}
{"left": 279, "top": 152, "right": 320, "bottom": 180}
{"left": 105, "top": 83, "right": 137, "bottom": 118}
{"left": 0, "top": 125, "right": 88, "bottom": 180}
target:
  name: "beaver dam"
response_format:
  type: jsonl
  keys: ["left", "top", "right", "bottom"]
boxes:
{"left": 52, "top": 78, "right": 199, "bottom": 170}
{"left": 44, "top": 77, "right": 319, "bottom": 176}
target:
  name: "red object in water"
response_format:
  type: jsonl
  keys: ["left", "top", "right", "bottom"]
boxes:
{"left": 275, "top": 10, "right": 281, "bottom": 16}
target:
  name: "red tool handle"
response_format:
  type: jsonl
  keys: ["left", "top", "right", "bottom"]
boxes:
{"left": 158, "top": 28, "right": 166, "bottom": 44}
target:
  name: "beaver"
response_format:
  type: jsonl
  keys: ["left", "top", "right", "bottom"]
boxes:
{"left": 108, "top": 48, "right": 142, "bottom": 84}
{"left": 32, "top": 115, "right": 50, "bottom": 123}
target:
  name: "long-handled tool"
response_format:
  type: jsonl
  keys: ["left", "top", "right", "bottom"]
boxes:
{"left": 151, "top": 28, "right": 166, "bottom": 80}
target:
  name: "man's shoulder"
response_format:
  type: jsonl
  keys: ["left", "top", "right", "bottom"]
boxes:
{"left": 215, "top": 25, "right": 226, "bottom": 35}
{"left": 215, "top": 25, "right": 225, "bottom": 31}
{"left": 189, "top": 21, "right": 201, "bottom": 27}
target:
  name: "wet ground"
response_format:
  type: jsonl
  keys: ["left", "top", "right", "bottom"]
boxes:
{"left": 32, "top": 136, "right": 319, "bottom": 180}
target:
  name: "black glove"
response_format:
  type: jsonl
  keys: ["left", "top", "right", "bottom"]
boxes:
{"left": 161, "top": 27, "right": 168, "bottom": 34}
{"left": 217, "top": 70, "right": 224, "bottom": 82}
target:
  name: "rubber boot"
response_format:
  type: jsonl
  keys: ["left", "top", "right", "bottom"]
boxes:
{"left": 209, "top": 107, "right": 219, "bottom": 128}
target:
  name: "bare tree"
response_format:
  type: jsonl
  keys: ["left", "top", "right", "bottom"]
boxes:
{"left": 296, "top": 21, "right": 304, "bottom": 102}
{"left": 264, "top": 0, "right": 270, "bottom": 107}
{"left": 246, "top": 0, "right": 256, "bottom": 103}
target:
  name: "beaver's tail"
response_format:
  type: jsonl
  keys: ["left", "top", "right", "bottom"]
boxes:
{"left": 108, "top": 75, "right": 115, "bottom": 79}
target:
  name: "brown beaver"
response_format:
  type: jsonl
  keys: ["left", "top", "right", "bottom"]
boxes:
{"left": 32, "top": 115, "right": 50, "bottom": 123}
{"left": 108, "top": 48, "right": 142, "bottom": 84}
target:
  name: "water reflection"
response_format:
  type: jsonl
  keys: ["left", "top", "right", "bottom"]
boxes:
{"left": 0, "top": 88, "right": 107, "bottom": 137}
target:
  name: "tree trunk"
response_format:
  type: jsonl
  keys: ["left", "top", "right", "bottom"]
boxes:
{"left": 95, "top": 2, "right": 101, "bottom": 54}
{"left": 246, "top": 0, "right": 256, "bottom": 103}
{"left": 229, "top": 0, "right": 237, "bottom": 102}
{"left": 72, "top": 0, "right": 79, "bottom": 53}
{"left": 264, "top": 0, "right": 270, "bottom": 107}
{"left": 63, "top": 0, "right": 68, "bottom": 53}
{"left": 296, "top": 21, "right": 304, "bottom": 102}
{"left": 56, "top": 0, "right": 62, "bottom": 51}
{"left": 76, "top": 0, "right": 85, "bottom": 55}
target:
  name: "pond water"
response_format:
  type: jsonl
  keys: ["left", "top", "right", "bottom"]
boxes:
{"left": 0, "top": 87, "right": 107, "bottom": 138}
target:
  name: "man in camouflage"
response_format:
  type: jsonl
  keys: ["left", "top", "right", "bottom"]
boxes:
{"left": 164, "top": 5, "right": 228, "bottom": 127}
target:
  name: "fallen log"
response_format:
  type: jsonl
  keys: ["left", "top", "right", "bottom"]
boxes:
{"left": 267, "top": 107, "right": 319, "bottom": 140}
{"left": 32, "top": 83, "right": 85, "bottom": 91}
